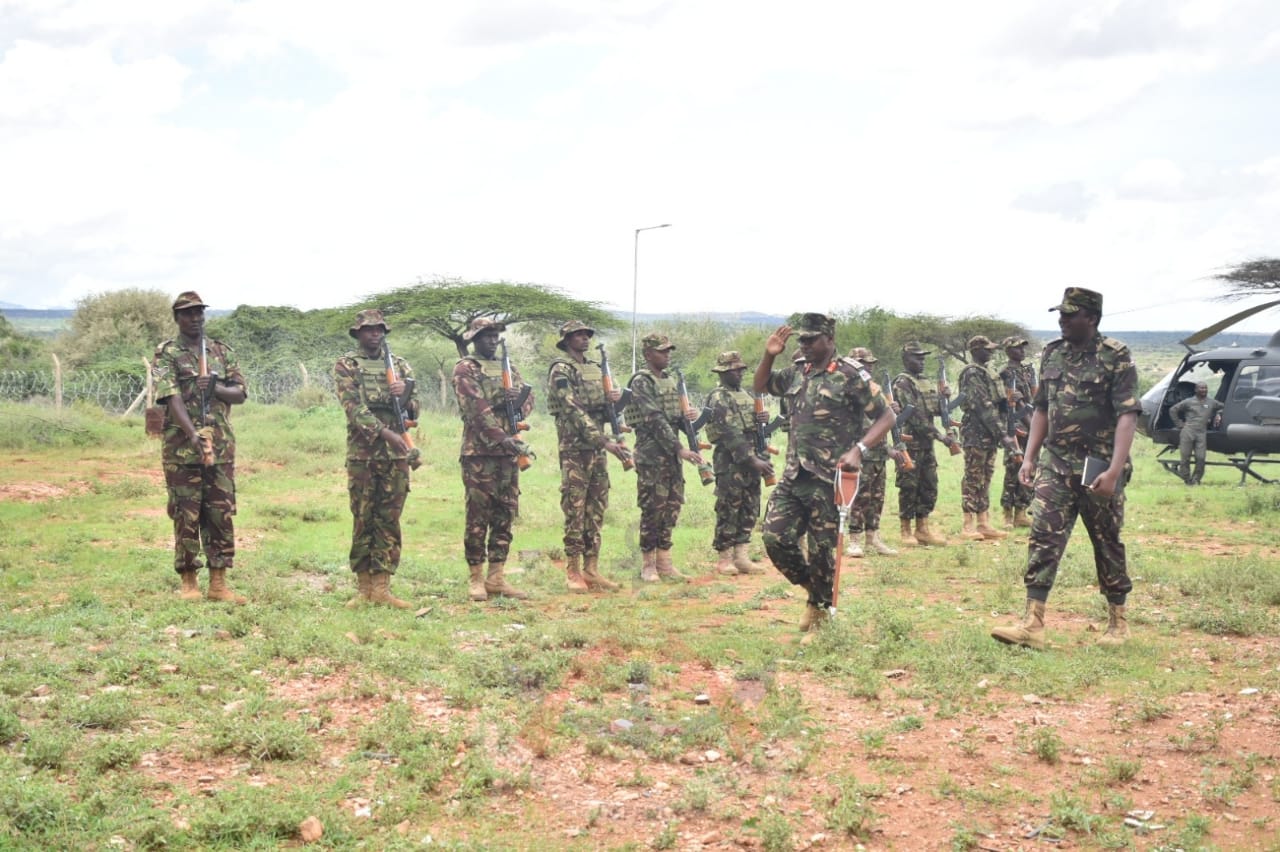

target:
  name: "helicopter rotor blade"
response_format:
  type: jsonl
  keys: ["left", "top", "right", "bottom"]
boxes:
{"left": 1180, "top": 299, "right": 1280, "bottom": 349}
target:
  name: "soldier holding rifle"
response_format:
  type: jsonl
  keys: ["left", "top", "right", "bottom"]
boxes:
{"left": 998, "top": 335, "right": 1036, "bottom": 526}
{"left": 891, "top": 342, "right": 958, "bottom": 547}
{"left": 958, "top": 336, "right": 1018, "bottom": 540}
{"left": 843, "top": 348, "right": 900, "bottom": 558}
{"left": 152, "top": 291, "right": 248, "bottom": 604}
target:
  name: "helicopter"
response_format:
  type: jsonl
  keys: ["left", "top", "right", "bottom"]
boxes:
{"left": 1138, "top": 299, "right": 1280, "bottom": 484}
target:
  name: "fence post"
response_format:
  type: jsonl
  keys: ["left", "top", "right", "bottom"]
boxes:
{"left": 121, "top": 356, "right": 151, "bottom": 418}
{"left": 299, "top": 362, "right": 309, "bottom": 387}
{"left": 51, "top": 353, "right": 62, "bottom": 412}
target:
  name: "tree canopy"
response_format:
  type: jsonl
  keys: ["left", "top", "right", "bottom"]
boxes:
{"left": 60, "top": 288, "right": 173, "bottom": 372}
{"left": 1213, "top": 258, "right": 1280, "bottom": 300}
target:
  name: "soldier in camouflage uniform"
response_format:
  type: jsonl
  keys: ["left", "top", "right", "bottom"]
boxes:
{"left": 152, "top": 291, "right": 249, "bottom": 604}
{"left": 546, "top": 320, "right": 629, "bottom": 592}
{"left": 844, "top": 348, "right": 899, "bottom": 558}
{"left": 453, "top": 318, "right": 535, "bottom": 601}
{"left": 892, "top": 342, "right": 959, "bottom": 546}
{"left": 992, "top": 287, "right": 1140, "bottom": 649}
{"left": 1169, "top": 382, "right": 1223, "bottom": 485}
{"left": 957, "top": 335, "right": 1017, "bottom": 541}
{"left": 335, "top": 309, "right": 421, "bottom": 608}
{"left": 626, "top": 333, "right": 707, "bottom": 581}
{"left": 998, "top": 335, "right": 1036, "bottom": 527}
{"left": 753, "top": 314, "right": 894, "bottom": 631}
{"left": 704, "top": 351, "right": 773, "bottom": 576}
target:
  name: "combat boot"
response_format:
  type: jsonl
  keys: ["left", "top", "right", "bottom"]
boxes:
{"left": 369, "top": 571, "right": 411, "bottom": 609}
{"left": 564, "top": 554, "right": 589, "bottom": 593}
{"left": 467, "top": 564, "right": 488, "bottom": 601}
{"left": 867, "top": 530, "right": 897, "bottom": 555}
{"left": 715, "top": 548, "right": 737, "bottom": 575}
{"left": 844, "top": 536, "right": 864, "bottom": 558}
{"left": 976, "top": 511, "right": 1008, "bottom": 540}
{"left": 798, "top": 603, "right": 828, "bottom": 633}
{"left": 206, "top": 568, "right": 247, "bottom": 604}
{"left": 961, "top": 512, "right": 985, "bottom": 541}
{"left": 916, "top": 515, "right": 948, "bottom": 546}
{"left": 178, "top": 571, "right": 202, "bottom": 601}
{"left": 991, "top": 600, "right": 1046, "bottom": 650}
{"left": 1013, "top": 507, "right": 1032, "bottom": 528}
{"left": 655, "top": 549, "right": 687, "bottom": 581}
{"left": 582, "top": 554, "right": 621, "bottom": 591}
{"left": 1002, "top": 506, "right": 1014, "bottom": 527}
{"left": 1097, "top": 604, "right": 1129, "bottom": 646}
{"left": 485, "top": 562, "right": 530, "bottom": 600}
{"left": 640, "top": 550, "right": 659, "bottom": 582}
{"left": 345, "top": 571, "right": 372, "bottom": 608}
{"left": 900, "top": 517, "right": 916, "bottom": 545}
{"left": 732, "top": 544, "right": 766, "bottom": 574}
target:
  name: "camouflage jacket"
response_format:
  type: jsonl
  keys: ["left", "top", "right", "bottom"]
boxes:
{"left": 1036, "top": 332, "right": 1141, "bottom": 476}
{"left": 452, "top": 355, "right": 534, "bottom": 457}
{"left": 704, "top": 386, "right": 757, "bottom": 474}
{"left": 152, "top": 337, "right": 246, "bottom": 466}
{"left": 892, "top": 372, "right": 946, "bottom": 447}
{"left": 546, "top": 356, "right": 610, "bottom": 453}
{"left": 999, "top": 361, "right": 1036, "bottom": 430}
{"left": 958, "top": 362, "right": 1005, "bottom": 448}
{"left": 762, "top": 357, "right": 888, "bottom": 484}
{"left": 334, "top": 350, "right": 419, "bottom": 462}
{"left": 625, "top": 368, "right": 684, "bottom": 461}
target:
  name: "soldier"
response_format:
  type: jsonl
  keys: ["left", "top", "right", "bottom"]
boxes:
{"left": 998, "top": 335, "right": 1036, "bottom": 527}
{"left": 335, "top": 309, "right": 421, "bottom": 608}
{"left": 992, "top": 287, "right": 1140, "bottom": 649}
{"left": 704, "top": 351, "right": 773, "bottom": 576}
{"left": 452, "top": 318, "right": 534, "bottom": 601}
{"left": 1169, "top": 382, "right": 1223, "bottom": 485}
{"left": 892, "top": 342, "right": 959, "bottom": 546}
{"left": 957, "top": 335, "right": 1017, "bottom": 540}
{"left": 546, "top": 320, "right": 628, "bottom": 592}
{"left": 753, "top": 314, "right": 894, "bottom": 631}
{"left": 844, "top": 347, "right": 898, "bottom": 558}
{"left": 152, "top": 291, "right": 249, "bottom": 604}
{"left": 625, "top": 333, "right": 706, "bottom": 581}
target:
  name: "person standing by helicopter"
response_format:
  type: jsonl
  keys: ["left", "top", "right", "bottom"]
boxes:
{"left": 1169, "top": 382, "right": 1223, "bottom": 486}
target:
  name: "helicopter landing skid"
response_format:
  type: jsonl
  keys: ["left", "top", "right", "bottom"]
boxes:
{"left": 1156, "top": 450, "right": 1279, "bottom": 486}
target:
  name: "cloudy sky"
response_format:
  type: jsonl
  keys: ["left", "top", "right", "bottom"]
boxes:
{"left": 3, "top": 0, "right": 1280, "bottom": 332}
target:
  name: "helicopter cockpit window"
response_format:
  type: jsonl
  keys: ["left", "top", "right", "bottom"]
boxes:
{"left": 1172, "top": 361, "right": 1223, "bottom": 403}
{"left": 1232, "top": 364, "right": 1280, "bottom": 402}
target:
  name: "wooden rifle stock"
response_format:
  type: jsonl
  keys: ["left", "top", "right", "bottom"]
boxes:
{"left": 196, "top": 335, "right": 215, "bottom": 466}
{"left": 596, "top": 343, "right": 634, "bottom": 471}
{"left": 383, "top": 342, "right": 417, "bottom": 454}
{"left": 882, "top": 370, "right": 914, "bottom": 472}
{"left": 499, "top": 339, "right": 532, "bottom": 471}
{"left": 674, "top": 369, "right": 714, "bottom": 486}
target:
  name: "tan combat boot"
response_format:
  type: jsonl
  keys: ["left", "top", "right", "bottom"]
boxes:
{"left": 798, "top": 603, "right": 828, "bottom": 633}
{"left": 961, "top": 512, "right": 985, "bottom": 541}
{"left": 976, "top": 511, "right": 1008, "bottom": 540}
{"left": 655, "top": 548, "right": 687, "bottom": 581}
{"left": 715, "top": 548, "right": 738, "bottom": 575}
{"left": 732, "top": 544, "right": 766, "bottom": 575}
{"left": 1013, "top": 507, "right": 1032, "bottom": 528}
{"left": 916, "top": 516, "right": 948, "bottom": 546}
{"left": 369, "top": 571, "right": 411, "bottom": 609}
{"left": 991, "top": 600, "right": 1047, "bottom": 650}
{"left": 484, "top": 562, "right": 529, "bottom": 600}
{"left": 345, "top": 571, "right": 372, "bottom": 608}
{"left": 206, "top": 568, "right": 247, "bottom": 604}
{"left": 845, "top": 535, "right": 864, "bottom": 558}
{"left": 1002, "top": 506, "right": 1014, "bottom": 527}
{"left": 178, "top": 571, "right": 202, "bottom": 601}
{"left": 640, "top": 550, "right": 659, "bottom": 582}
{"left": 900, "top": 517, "right": 916, "bottom": 545}
{"left": 467, "top": 564, "right": 488, "bottom": 601}
{"left": 867, "top": 530, "right": 898, "bottom": 556}
{"left": 582, "top": 554, "right": 621, "bottom": 591}
{"left": 564, "top": 554, "right": 589, "bottom": 593}
{"left": 1097, "top": 604, "right": 1129, "bottom": 646}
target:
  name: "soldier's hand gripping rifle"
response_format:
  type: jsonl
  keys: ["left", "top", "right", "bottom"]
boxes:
{"left": 674, "top": 368, "right": 715, "bottom": 486}
{"left": 1002, "top": 372, "right": 1032, "bottom": 466}
{"left": 882, "top": 370, "right": 915, "bottom": 473}
{"left": 936, "top": 357, "right": 963, "bottom": 455}
{"left": 596, "top": 342, "right": 634, "bottom": 472}
{"left": 383, "top": 342, "right": 422, "bottom": 470}
{"left": 196, "top": 335, "right": 216, "bottom": 466}
{"left": 753, "top": 394, "right": 782, "bottom": 487}
{"left": 499, "top": 339, "right": 534, "bottom": 471}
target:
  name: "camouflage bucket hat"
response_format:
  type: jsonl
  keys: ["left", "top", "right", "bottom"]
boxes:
{"left": 710, "top": 350, "right": 748, "bottom": 372}
{"left": 1049, "top": 286, "right": 1103, "bottom": 315}
{"left": 795, "top": 312, "right": 835, "bottom": 339}
{"left": 462, "top": 317, "right": 506, "bottom": 341}
{"left": 348, "top": 309, "right": 391, "bottom": 338}
{"left": 1002, "top": 335, "right": 1030, "bottom": 348}
{"left": 641, "top": 333, "right": 676, "bottom": 352}
{"left": 967, "top": 334, "right": 998, "bottom": 351}
{"left": 901, "top": 341, "right": 931, "bottom": 356}
{"left": 172, "top": 291, "right": 207, "bottom": 311}
{"left": 848, "top": 346, "right": 878, "bottom": 364}
{"left": 555, "top": 320, "right": 595, "bottom": 350}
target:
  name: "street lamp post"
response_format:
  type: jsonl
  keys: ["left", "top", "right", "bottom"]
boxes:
{"left": 631, "top": 223, "right": 672, "bottom": 374}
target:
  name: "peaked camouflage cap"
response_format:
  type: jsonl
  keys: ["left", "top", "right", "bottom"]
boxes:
{"left": 848, "top": 346, "right": 878, "bottom": 364}
{"left": 1001, "top": 334, "right": 1030, "bottom": 348}
{"left": 555, "top": 320, "right": 595, "bottom": 350}
{"left": 967, "top": 334, "right": 998, "bottom": 350}
{"left": 348, "top": 309, "right": 390, "bottom": 338}
{"left": 795, "top": 312, "right": 835, "bottom": 339}
{"left": 901, "top": 340, "right": 931, "bottom": 356}
{"left": 1049, "top": 286, "right": 1103, "bottom": 315}
{"left": 462, "top": 317, "right": 506, "bottom": 341}
{"left": 710, "top": 350, "right": 748, "bottom": 372}
{"left": 172, "top": 291, "right": 207, "bottom": 311}
{"left": 641, "top": 333, "right": 676, "bottom": 351}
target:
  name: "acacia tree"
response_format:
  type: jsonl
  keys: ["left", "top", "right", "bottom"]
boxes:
{"left": 1214, "top": 258, "right": 1280, "bottom": 299}
{"left": 882, "top": 313, "right": 1030, "bottom": 364}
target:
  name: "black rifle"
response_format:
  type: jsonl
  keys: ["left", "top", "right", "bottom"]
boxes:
{"left": 383, "top": 342, "right": 421, "bottom": 469}
{"left": 883, "top": 370, "right": 915, "bottom": 472}
{"left": 752, "top": 394, "right": 782, "bottom": 486}
{"left": 674, "top": 368, "right": 714, "bottom": 486}
{"left": 596, "top": 342, "right": 634, "bottom": 471}
{"left": 498, "top": 339, "right": 533, "bottom": 470}
{"left": 197, "top": 335, "right": 216, "bottom": 466}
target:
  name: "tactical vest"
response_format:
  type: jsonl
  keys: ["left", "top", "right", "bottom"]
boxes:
{"left": 625, "top": 369, "right": 682, "bottom": 426}
{"left": 703, "top": 387, "right": 754, "bottom": 443}
{"left": 897, "top": 372, "right": 941, "bottom": 416}
{"left": 349, "top": 352, "right": 396, "bottom": 425}
{"left": 456, "top": 355, "right": 507, "bottom": 412}
{"left": 546, "top": 357, "right": 607, "bottom": 418}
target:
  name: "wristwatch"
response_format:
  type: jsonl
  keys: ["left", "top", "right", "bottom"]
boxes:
{"left": 855, "top": 441, "right": 869, "bottom": 454}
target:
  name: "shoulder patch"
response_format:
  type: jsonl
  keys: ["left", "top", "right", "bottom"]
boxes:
{"left": 1101, "top": 336, "right": 1127, "bottom": 352}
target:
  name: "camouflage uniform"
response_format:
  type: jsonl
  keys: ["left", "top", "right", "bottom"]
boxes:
{"left": 998, "top": 342, "right": 1036, "bottom": 513}
{"left": 892, "top": 353, "right": 949, "bottom": 520}
{"left": 846, "top": 349, "right": 888, "bottom": 537}
{"left": 1169, "top": 393, "right": 1224, "bottom": 484}
{"left": 704, "top": 353, "right": 764, "bottom": 551}
{"left": 759, "top": 315, "right": 889, "bottom": 611}
{"left": 958, "top": 337, "right": 1006, "bottom": 515}
{"left": 152, "top": 299, "right": 246, "bottom": 576}
{"left": 335, "top": 315, "right": 419, "bottom": 578}
{"left": 625, "top": 335, "right": 688, "bottom": 554}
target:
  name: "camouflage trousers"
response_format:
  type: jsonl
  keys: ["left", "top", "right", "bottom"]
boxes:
{"left": 712, "top": 464, "right": 762, "bottom": 551}
{"left": 636, "top": 455, "right": 685, "bottom": 552}
{"left": 895, "top": 444, "right": 938, "bottom": 519}
{"left": 462, "top": 455, "right": 521, "bottom": 565}
{"left": 347, "top": 459, "right": 409, "bottom": 574}
{"left": 1023, "top": 467, "right": 1132, "bottom": 600}
{"left": 1000, "top": 450, "right": 1034, "bottom": 510}
{"left": 961, "top": 445, "right": 998, "bottom": 513}
{"left": 559, "top": 449, "right": 610, "bottom": 558}
{"left": 850, "top": 459, "right": 886, "bottom": 534}
{"left": 164, "top": 462, "right": 236, "bottom": 573}
{"left": 1178, "top": 428, "right": 1208, "bottom": 483}
{"left": 762, "top": 471, "right": 838, "bottom": 609}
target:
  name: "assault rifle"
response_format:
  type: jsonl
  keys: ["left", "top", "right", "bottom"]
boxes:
{"left": 383, "top": 342, "right": 422, "bottom": 469}
{"left": 1002, "top": 371, "right": 1034, "bottom": 466}
{"left": 936, "top": 358, "right": 963, "bottom": 455}
{"left": 882, "top": 370, "right": 915, "bottom": 473}
{"left": 674, "top": 368, "right": 714, "bottom": 486}
{"left": 498, "top": 339, "right": 533, "bottom": 471}
{"left": 753, "top": 394, "right": 782, "bottom": 487}
{"left": 196, "top": 335, "right": 216, "bottom": 466}
{"left": 596, "top": 342, "right": 634, "bottom": 471}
